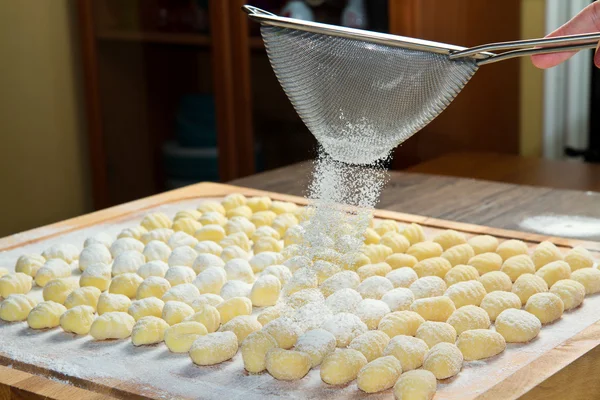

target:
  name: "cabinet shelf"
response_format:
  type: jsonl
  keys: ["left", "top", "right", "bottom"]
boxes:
{"left": 96, "top": 29, "right": 211, "bottom": 46}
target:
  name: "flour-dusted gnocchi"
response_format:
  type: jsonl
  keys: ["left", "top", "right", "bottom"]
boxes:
{"left": 564, "top": 246, "right": 595, "bottom": 271}
{"left": 385, "top": 253, "right": 418, "bottom": 270}
{"left": 258, "top": 315, "right": 299, "bottom": 347}
{"left": 191, "top": 293, "right": 224, "bottom": 309}
{"left": 79, "top": 263, "right": 111, "bottom": 291}
{"left": 320, "top": 348, "right": 367, "bottom": 385}
{"left": 112, "top": 250, "right": 145, "bottom": 276}
{"left": 241, "top": 330, "right": 278, "bottom": 373}
{"left": 357, "top": 355, "right": 402, "bottom": 393}
{"left": 110, "top": 237, "right": 144, "bottom": 258}
{"left": 97, "top": 292, "right": 131, "bottom": 315}
{"left": 118, "top": 226, "right": 148, "bottom": 241}
{"left": 354, "top": 299, "right": 391, "bottom": 330}
{"left": 78, "top": 245, "right": 112, "bottom": 272}
{"left": 131, "top": 316, "right": 170, "bottom": 346}
{"left": 378, "top": 232, "right": 409, "bottom": 254}
{"left": 456, "top": 329, "right": 506, "bottom": 361}
{"left": 324, "top": 288, "right": 362, "bottom": 314}
{"left": 393, "top": 369, "right": 437, "bottom": 400}
{"left": 64, "top": 287, "right": 102, "bottom": 311}
{"left": 162, "top": 300, "right": 195, "bottom": 325}
{"left": 468, "top": 235, "right": 499, "bottom": 255}
{"left": 0, "top": 294, "right": 37, "bottom": 322}
{"left": 532, "top": 241, "right": 563, "bottom": 270}
{"left": 15, "top": 254, "right": 46, "bottom": 277}
{"left": 357, "top": 262, "right": 390, "bottom": 281}
{"left": 495, "top": 308, "right": 541, "bottom": 343}
{"left": 321, "top": 312, "right": 368, "bottom": 347}
{"left": 246, "top": 196, "right": 272, "bottom": 213}
{"left": 141, "top": 228, "right": 174, "bottom": 245}
{"left": 406, "top": 241, "right": 443, "bottom": 261}
{"left": 0, "top": 273, "right": 33, "bottom": 298}
{"left": 423, "top": 342, "right": 463, "bottom": 379}
{"left": 570, "top": 268, "right": 600, "bottom": 294}
{"left": 409, "top": 276, "right": 447, "bottom": 299}
{"left": 164, "top": 321, "right": 208, "bottom": 353}
{"left": 221, "top": 245, "right": 250, "bottom": 262}
{"left": 128, "top": 297, "right": 165, "bottom": 320}
{"left": 346, "top": 330, "right": 390, "bottom": 363}
{"left": 60, "top": 305, "right": 95, "bottom": 335}
{"left": 415, "top": 321, "right": 457, "bottom": 348}
{"left": 84, "top": 232, "right": 113, "bottom": 249}
{"left": 174, "top": 209, "right": 202, "bottom": 221}
{"left": 220, "top": 280, "right": 252, "bottom": 299}
{"left": 90, "top": 311, "right": 135, "bottom": 340}
{"left": 27, "top": 301, "right": 67, "bottom": 329}
{"left": 42, "top": 243, "right": 79, "bottom": 264}
{"left": 200, "top": 211, "right": 228, "bottom": 227}
{"left": 223, "top": 259, "right": 254, "bottom": 284}
{"left": 468, "top": 252, "right": 503, "bottom": 275}
{"left": 136, "top": 276, "right": 171, "bottom": 299}
{"left": 220, "top": 315, "right": 261, "bottom": 343}
{"left": 142, "top": 240, "right": 172, "bottom": 263}
{"left": 535, "top": 260, "right": 571, "bottom": 287}
{"left": 35, "top": 259, "right": 72, "bottom": 287}
{"left": 433, "top": 230, "right": 467, "bottom": 251}
{"left": 261, "top": 264, "right": 292, "bottom": 285}
{"left": 550, "top": 279, "right": 585, "bottom": 310}
{"left": 172, "top": 217, "right": 202, "bottom": 236}
{"left": 496, "top": 239, "right": 529, "bottom": 261}
{"left": 110, "top": 273, "right": 143, "bottom": 298}
{"left": 192, "top": 253, "right": 225, "bottom": 274}
{"left": 42, "top": 278, "right": 78, "bottom": 304}
{"left": 442, "top": 244, "right": 475, "bottom": 267}
{"left": 501, "top": 254, "right": 536, "bottom": 282}
{"left": 221, "top": 231, "right": 252, "bottom": 252}
{"left": 383, "top": 335, "right": 429, "bottom": 371}
{"left": 162, "top": 283, "right": 200, "bottom": 305}
{"left": 251, "top": 211, "right": 278, "bottom": 229}
{"left": 525, "top": 292, "right": 564, "bottom": 324}
{"left": 195, "top": 224, "right": 226, "bottom": 242}
{"left": 411, "top": 296, "right": 456, "bottom": 322}
{"left": 185, "top": 303, "right": 221, "bottom": 333}
{"left": 189, "top": 331, "right": 239, "bottom": 365}
{"left": 197, "top": 200, "right": 226, "bottom": 215}
{"left": 446, "top": 305, "right": 491, "bottom": 335}
{"left": 319, "top": 271, "right": 360, "bottom": 297}
{"left": 193, "top": 267, "right": 227, "bottom": 295}
{"left": 402, "top": 223, "right": 426, "bottom": 245}
{"left": 357, "top": 276, "right": 393, "bottom": 300}
{"left": 478, "top": 270, "right": 512, "bottom": 293}
{"left": 248, "top": 252, "right": 282, "bottom": 274}
{"left": 168, "top": 246, "right": 198, "bottom": 268}
{"left": 140, "top": 212, "right": 172, "bottom": 231}
{"left": 381, "top": 288, "right": 414, "bottom": 312}
{"left": 445, "top": 280, "right": 487, "bottom": 309}
{"left": 413, "top": 257, "right": 452, "bottom": 279}
{"left": 164, "top": 266, "right": 196, "bottom": 287}
{"left": 480, "top": 291, "right": 522, "bottom": 321}
{"left": 137, "top": 260, "right": 169, "bottom": 279}
{"left": 216, "top": 296, "right": 252, "bottom": 324}
{"left": 378, "top": 311, "right": 425, "bottom": 338}
{"left": 512, "top": 273, "right": 548, "bottom": 305}
{"left": 248, "top": 274, "right": 280, "bottom": 307}
{"left": 444, "top": 264, "right": 479, "bottom": 286}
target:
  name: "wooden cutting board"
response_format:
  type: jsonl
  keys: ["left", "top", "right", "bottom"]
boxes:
{"left": 1, "top": 182, "right": 600, "bottom": 400}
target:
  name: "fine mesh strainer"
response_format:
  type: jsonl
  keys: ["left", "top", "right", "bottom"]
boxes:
{"left": 243, "top": 5, "right": 600, "bottom": 165}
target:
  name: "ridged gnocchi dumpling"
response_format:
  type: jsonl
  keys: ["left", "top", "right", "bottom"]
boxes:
{"left": 90, "top": 311, "right": 135, "bottom": 340}
{"left": 27, "top": 301, "right": 67, "bottom": 329}
{"left": 0, "top": 273, "right": 33, "bottom": 298}
{"left": 0, "top": 294, "right": 37, "bottom": 322}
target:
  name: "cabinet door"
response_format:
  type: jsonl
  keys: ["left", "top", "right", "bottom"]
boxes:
{"left": 389, "top": 0, "right": 521, "bottom": 168}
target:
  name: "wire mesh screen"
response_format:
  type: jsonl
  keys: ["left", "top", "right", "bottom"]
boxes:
{"left": 261, "top": 25, "right": 479, "bottom": 164}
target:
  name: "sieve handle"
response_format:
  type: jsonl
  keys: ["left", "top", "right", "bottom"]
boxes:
{"left": 450, "top": 33, "right": 600, "bottom": 66}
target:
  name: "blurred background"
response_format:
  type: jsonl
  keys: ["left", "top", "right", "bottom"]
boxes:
{"left": 1, "top": 0, "right": 599, "bottom": 237}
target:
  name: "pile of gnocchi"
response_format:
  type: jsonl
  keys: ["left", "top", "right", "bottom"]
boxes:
{"left": 0, "top": 192, "right": 598, "bottom": 400}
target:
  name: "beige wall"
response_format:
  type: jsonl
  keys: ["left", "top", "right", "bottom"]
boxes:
{"left": 520, "top": 0, "right": 546, "bottom": 157}
{"left": 0, "top": 1, "right": 91, "bottom": 237}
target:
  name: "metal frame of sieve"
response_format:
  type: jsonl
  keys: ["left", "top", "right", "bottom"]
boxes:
{"left": 242, "top": 5, "right": 600, "bottom": 66}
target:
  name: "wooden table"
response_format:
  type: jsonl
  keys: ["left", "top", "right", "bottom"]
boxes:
{"left": 231, "top": 161, "right": 600, "bottom": 242}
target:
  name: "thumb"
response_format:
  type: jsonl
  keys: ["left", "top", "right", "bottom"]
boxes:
{"left": 596, "top": 42, "right": 600, "bottom": 68}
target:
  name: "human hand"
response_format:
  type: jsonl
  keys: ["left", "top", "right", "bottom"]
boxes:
{"left": 531, "top": 1, "right": 600, "bottom": 68}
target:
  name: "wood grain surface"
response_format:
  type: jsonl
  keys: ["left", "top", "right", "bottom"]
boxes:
{"left": 2, "top": 181, "right": 600, "bottom": 400}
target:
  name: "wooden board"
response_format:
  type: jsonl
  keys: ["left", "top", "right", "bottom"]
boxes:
{"left": 1, "top": 182, "right": 600, "bottom": 400}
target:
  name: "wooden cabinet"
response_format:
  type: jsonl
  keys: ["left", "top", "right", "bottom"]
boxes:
{"left": 77, "top": 0, "right": 521, "bottom": 210}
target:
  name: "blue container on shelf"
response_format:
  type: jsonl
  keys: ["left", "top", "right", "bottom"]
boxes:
{"left": 176, "top": 94, "right": 217, "bottom": 147}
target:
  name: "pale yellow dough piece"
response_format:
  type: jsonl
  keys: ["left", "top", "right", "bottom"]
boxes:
{"left": 110, "top": 237, "right": 144, "bottom": 258}
{"left": 564, "top": 246, "right": 594, "bottom": 271}
{"left": 168, "top": 237, "right": 199, "bottom": 256}
{"left": 165, "top": 321, "right": 208, "bottom": 353}
{"left": 550, "top": 279, "right": 585, "bottom": 310}
{"left": 60, "top": 305, "right": 95, "bottom": 335}
{"left": 413, "top": 257, "right": 452, "bottom": 279}
{"left": 357, "top": 355, "right": 403, "bottom": 393}
{"left": 415, "top": 321, "right": 457, "bottom": 348}
{"left": 246, "top": 196, "right": 271, "bottom": 213}
{"left": 409, "top": 276, "right": 447, "bottom": 299}
{"left": 381, "top": 288, "right": 415, "bottom": 312}
{"left": 219, "top": 315, "right": 261, "bottom": 343}
{"left": 402, "top": 223, "right": 426, "bottom": 245}
{"left": 444, "top": 264, "right": 479, "bottom": 287}
{"left": 378, "top": 311, "right": 425, "bottom": 338}
{"left": 478, "top": 271, "right": 512, "bottom": 293}
{"left": 265, "top": 348, "right": 311, "bottom": 381}
{"left": 532, "top": 241, "right": 563, "bottom": 270}
{"left": 64, "top": 287, "right": 101, "bottom": 311}
{"left": 118, "top": 226, "right": 147, "bottom": 241}
{"left": 172, "top": 218, "right": 202, "bottom": 236}
{"left": 97, "top": 292, "right": 131, "bottom": 315}
{"left": 90, "top": 311, "right": 135, "bottom": 340}
{"left": 0, "top": 294, "right": 37, "bottom": 322}
{"left": 423, "top": 342, "right": 463, "bottom": 379}
{"left": 535, "top": 260, "right": 571, "bottom": 287}
{"left": 241, "top": 330, "right": 278, "bottom": 373}
{"left": 140, "top": 212, "right": 172, "bottom": 231}
{"left": 383, "top": 335, "right": 429, "bottom": 371}
{"left": 496, "top": 239, "right": 528, "bottom": 261}
{"left": 442, "top": 244, "right": 475, "bottom": 267}
{"left": 161, "top": 300, "right": 194, "bottom": 325}
{"left": 185, "top": 304, "right": 221, "bottom": 333}
{"left": 0, "top": 273, "right": 33, "bottom": 298}
{"left": 192, "top": 253, "right": 225, "bottom": 274}
{"left": 174, "top": 209, "right": 202, "bottom": 221}
{"left": 501, "top": 255, "right": 536, "bottom": 282}
{"left": 195, "top": 224, "right": 226, "bottom": 242}
{"left": 142, "top": 240, "right": 171, "bottom": 263}
{"left": 129, "top": 297, "right": 165, "bottom": 320}
{"left": 380, "top": 232, "right": 410, "bottom": 253}
{"left": 433, "top": 229, "right": 467, "bottom": 251}
{"left": 109, "top": 273, "right": 143, "bottom": 298}
{"left": 137, "top": 276, "right": 171, "bottom": 299}
{"left": 27, "top": 301, "right": 67, "bottom": 329}
{"left": 525, "top": 292, "right": 564, "bottom": 324}
{"left": 362, "top": 244, "right": 393, "bottom": 264}
{"left": 79, "top": 263, "right": 111, "bottom": 291}
{"left": 263, "top": 316, "right": 303, "bottom": 349}
{"left": 457, "top": 329, "right": 506, "bottom": 361}
{"left": 446, "top": 305, "right": 491, "bottom": 335}
{"left": 354, "top": 299, "right": 391, "bottom": 330}
{"left": 444, "top": 280, "right": 487, "bottom": 308}
{"left": 320, "top": 271, "right": 361, "bottom": 297}
{"left": 480, "top": 291, "right": 522, "bottom": 321}
{"left": 386, "top": 267, "right": 419, "bottom": 290}
{"left": 468, "top": 252, "right": 503, "bottom": 275}
{"left": 42, "top": 243, "right": 79, "bottom": 263}
{"left": 140, "top": 228, "right": 173, "bottom": 245}
{"left": 348, "top": 330, "right": 390, "bottom": 362}
{"left": 495, "top": 308, "right": 541, "bottom": 343}
{"left": 131, "top": 316, "right": 170, "bottom": 346}
{"left": 35, "top": 259, "right": 72, "bottom": 287}
{"left": 111, "top": 250, "right": 145, "bottom": 276}
{"left": 295, "top": 329, "right": 337, "bottom": 367}
{"left": 364, "top": 227, "right": 382, "bottom": 245}
{"left": 386, "top": 254, "right": 418, "bottom": 270}
{"left": 137, "top": 260, "right": 169, "bottom": 279}
{"left": 406, "top": 242, "right": 443, "bottom": 262}
{"left": 216, "top": 296, "right": 252, "bottom": 324}
{"left": 42, "top": 278, "right": 78, "bottom": 304}
{"left": 393, "top": 369, "right": 437, "bottom": 400}
{"left": 512, "top": 273, "right": 548, "bottom": 305}
{"left": 571, "top": 268, "right": 600, "bottom": 294}
{"left": 320, "top": 349, "right": 367, "bottom": 385}
{"left": 164, "top": 266, "right": 196, "bottom": 286}
{"left": 321, "top": 313, "right": 368, "bottom": 347}
{"left": 410, "top": 296, "right": 456, "bottom": 322}
{"left": 468, "top": 235, "right": 499, "bottom": 255}
{"left": 189, "top": 331, "right": 239, "bottom": 365}
{"left": 197, "top": 200, "right": 226, "bottom": 215}
{"left": 375, "top": 219, "right": 401, "bottom": 236}
{"left": 15, "top": 254, "right": 46, "bottom": 277}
